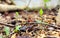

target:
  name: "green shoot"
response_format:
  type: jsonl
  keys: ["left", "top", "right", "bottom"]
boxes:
{"left": 39, "top": 8, "right": 43, "bottom": 16}
{"left": 15, "top": 12, "right": 20, "bottom": 20}
{"left": 16, "top": 12, "right": 19, "bottom": 17}
{"left": 4, "top": 26, "right": 10, "bottom": 36}
{"left": 14, "top": 25, "right": 21, "bottom": 32}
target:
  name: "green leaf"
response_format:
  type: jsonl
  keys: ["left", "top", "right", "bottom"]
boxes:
{"left": 15, "top": 25, "right": 21, "bottom": 30}
{"left": 44, "top": 0, "right": 50, "bottom": 3}
{"left": 16, "top": 12, "right": 19, "bottom": 17}
{"left": 39, "top": 8, "right": 43, "bottom": 16}
{"left": 4, "top": 26, "right": 10, "bottom": 36}
{"left": 14, "top": 25, "right": 21, "bottom": 32}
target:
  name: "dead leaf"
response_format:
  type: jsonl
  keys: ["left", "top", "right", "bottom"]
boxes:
{"left": 56, "top": 8, "right": 60, "bottom": 25}
{"left": 11, "top": 33, "right": 17, "bottom": 38}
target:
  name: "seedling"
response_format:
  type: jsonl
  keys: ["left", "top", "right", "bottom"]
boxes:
{"left": 14, "top": 25, "right": 21, "bottom": 32}
{"left": 39, "top": 8, "right": 44, "bottom": 16}
{"left": 16, "top": 12, "right": 19, "bottom": 17}
{"left": 15, "top": 12, "right": 19, "bottom": 21}
{"left": 4, "top": 26, "right": 10, "bottom": 36}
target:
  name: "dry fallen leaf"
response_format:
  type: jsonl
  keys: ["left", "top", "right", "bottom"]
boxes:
{"left": 51, "top": 31, "right": 59, "bottom": 37}
{"left": 56, "top": 8, "right": 60, "bottom": 25}
{"left": 11, "top": 33, "right": 16, "bottom": 38}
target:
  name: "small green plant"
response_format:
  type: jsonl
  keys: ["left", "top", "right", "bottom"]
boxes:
{"left": 14, "top": 25, "right": 21, "bottom": 32}
{"left": 39, "top": 8, "right": 44, "bottom": 16}
{"left": 4, "top": 26, "right": 10, "bottom": 36}
{"left": 16, "top": 12, "right": 19, "bottom": 17}
{"left": 15, "top": 12, "right": 20, "bottom": 21}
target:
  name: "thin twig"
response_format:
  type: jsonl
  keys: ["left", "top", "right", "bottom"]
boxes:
{"left": 0, "top": 22, "right": 15, "bottom": 27}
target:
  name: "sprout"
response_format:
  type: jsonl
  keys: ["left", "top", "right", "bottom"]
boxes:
{"left": 39, "top": 8, "right": 43, "bottom": 16}
{"left": 16, "top": 12, "right": 19, "bottom": 17}
{"left": 14, "top": 25, "right": 21, "bottom": 32}
{"left": 4, "top": 26, "right": 10, "bottom": 36}
{"left": 15, "top": 12, "right": 20, "bottom": 20}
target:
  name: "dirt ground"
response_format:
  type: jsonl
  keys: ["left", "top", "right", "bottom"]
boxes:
{"left": 0, "top": 9, "right": 60, "bottom": 38}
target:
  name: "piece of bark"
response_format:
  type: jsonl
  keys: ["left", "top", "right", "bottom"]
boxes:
{"left": 56, "top": 9, "right": 60, "bottom": 25}
{"left": 0, "top": 4, "right": 26, "bottom": 12}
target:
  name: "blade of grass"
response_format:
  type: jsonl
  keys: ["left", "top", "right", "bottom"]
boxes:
{"left": 15, "top": 12, "right": 20, "bottom": 21}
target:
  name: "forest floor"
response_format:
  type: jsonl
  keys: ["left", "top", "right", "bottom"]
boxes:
{"left": 0, "top": 9, "right": 60, "bottom": 38}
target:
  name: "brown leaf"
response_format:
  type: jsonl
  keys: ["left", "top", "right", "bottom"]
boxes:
{"left": 56, "top": 9, "right": 60, "bottom": 25}
{"left": 11, "top": 33, "right": 17, "bottom": 38}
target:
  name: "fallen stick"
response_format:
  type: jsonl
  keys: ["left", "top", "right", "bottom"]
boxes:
{"left": 0, "top": 22, "right": 15, "bottom": 27}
